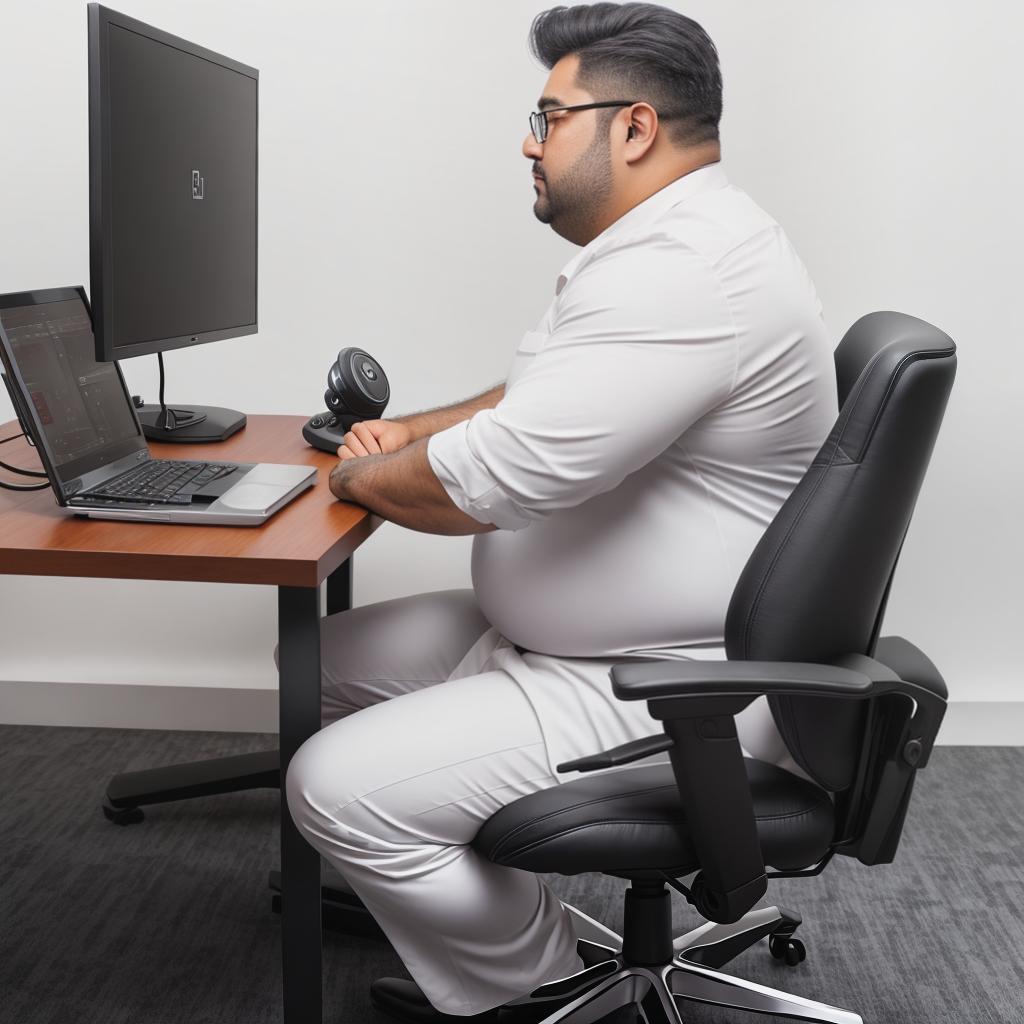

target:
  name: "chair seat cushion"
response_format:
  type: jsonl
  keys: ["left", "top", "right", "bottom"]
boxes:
{"left": 473, "top": 758, "right": 834, "bottom": 875}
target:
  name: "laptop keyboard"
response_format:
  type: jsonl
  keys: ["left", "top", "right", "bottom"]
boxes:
{"left": 83, "top": 460, "right": 237, "bottom": 505}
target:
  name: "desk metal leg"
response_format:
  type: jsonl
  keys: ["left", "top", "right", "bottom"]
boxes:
{"left": 279, "top": 584, "right": 324, "bottom": 1024}
{"left": 326, "top": 557, "right": 351, "bottom": 616}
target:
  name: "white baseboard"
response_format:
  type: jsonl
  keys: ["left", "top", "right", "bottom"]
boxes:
{"left": 0, "top": 680, "right": 1022, "bottom": 744}
{"left": 0, "top": 680, "right": 278, "bottom": 732}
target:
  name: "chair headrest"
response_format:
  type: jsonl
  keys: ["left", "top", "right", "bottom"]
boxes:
{"left": 828, "top": 311, "right": 956, "bottom": 464}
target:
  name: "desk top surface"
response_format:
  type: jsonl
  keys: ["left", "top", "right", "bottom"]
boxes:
{"left": 0, "top": 415, "right": 384, "bottom": 587}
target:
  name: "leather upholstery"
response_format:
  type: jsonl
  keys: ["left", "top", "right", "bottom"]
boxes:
{"left": 473, "top": 760, "right": 834, "bottom": 876}
{"left": 872, "top": 635, "right": 948, "bottom": 700}
{"left": 724, "top": 312, "right": 956, "bottom": 790}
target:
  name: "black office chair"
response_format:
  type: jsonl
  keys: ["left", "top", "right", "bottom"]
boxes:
{"left": 463, "top": 311, "right": 956, "bottom": 1023}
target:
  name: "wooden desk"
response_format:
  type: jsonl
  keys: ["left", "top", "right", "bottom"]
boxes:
{"left": 0, "top": 413, "right": 386, "bottom": 1023}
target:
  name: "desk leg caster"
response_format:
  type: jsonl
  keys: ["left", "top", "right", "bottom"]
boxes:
{"left": 102, "top": 802, "right": 145, "bottom": 826}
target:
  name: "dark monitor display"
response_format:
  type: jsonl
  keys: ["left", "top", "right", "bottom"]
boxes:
{"left": 88, "top": 4, "right": 258, "bottom": 362}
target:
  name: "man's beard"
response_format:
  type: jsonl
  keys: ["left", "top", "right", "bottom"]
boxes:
{"left": 533, "top": 128, "right": 614, "bottom": 240}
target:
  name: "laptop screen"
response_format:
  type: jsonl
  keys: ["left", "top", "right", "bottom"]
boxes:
{"left": 0, "top": 290, "right": 144, "bottom": 483}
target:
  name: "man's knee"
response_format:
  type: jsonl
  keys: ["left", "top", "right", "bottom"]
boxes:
{"left": 284, "top": 727, "right": 352, "bottom": 836}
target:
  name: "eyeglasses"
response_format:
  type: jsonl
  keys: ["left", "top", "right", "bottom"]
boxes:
{"left": 528, "top": 101, "right": 638, "bottom": 144}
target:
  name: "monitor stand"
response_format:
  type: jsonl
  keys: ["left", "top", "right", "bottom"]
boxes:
{"left": 135, "top": 403, "right": 246, "bottom": 443}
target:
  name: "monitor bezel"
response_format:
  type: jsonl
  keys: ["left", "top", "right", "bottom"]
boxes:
{"left": 87, "top": 3, "right": 259, "bottom": 363}
{"left": 0, "top": 285, "right": 148, "bottom": 504}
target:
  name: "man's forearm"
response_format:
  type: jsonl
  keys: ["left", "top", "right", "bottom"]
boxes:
{"left": 329, "top": 437, "right": 497, "bottom": 536}
{"left": 393, "top": 382, "right": 505, "bottom": 441}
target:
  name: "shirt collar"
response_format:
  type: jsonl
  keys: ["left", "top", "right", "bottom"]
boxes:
{"left": 555, "top": 161, "right": 729, "bottom": 295}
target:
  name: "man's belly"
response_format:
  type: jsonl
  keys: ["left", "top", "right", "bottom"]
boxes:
{"left": 470, "top": 487, "right": 739, "bottom": 658}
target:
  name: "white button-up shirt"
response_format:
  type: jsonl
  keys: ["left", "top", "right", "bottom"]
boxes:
{"left": 428, "top": 162, "right": 837, "bottom": 659}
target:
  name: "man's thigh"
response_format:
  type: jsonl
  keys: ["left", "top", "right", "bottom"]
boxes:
{"left": 273, "top": 588, "right": 492, "bottom": 723}
{"left": 286, "top": 669, "right": 555, "bottom": 846}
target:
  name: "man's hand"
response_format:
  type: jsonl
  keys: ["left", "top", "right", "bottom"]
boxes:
{"left": 338, "top": 419, "right": 414, "bottom": 459}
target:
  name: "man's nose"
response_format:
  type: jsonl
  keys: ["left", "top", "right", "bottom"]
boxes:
{"left": 523, "top": 132, "right": 543, "bottom": 161}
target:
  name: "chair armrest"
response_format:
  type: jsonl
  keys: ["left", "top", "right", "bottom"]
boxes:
{"left": 593, "top": 650, "right": 947, "bottom": 921}
{"left": 609, "top": 654, "right": 945, "bottom": 767}
{"left": 610, "top": 660, "right": 874, "bottom": 703}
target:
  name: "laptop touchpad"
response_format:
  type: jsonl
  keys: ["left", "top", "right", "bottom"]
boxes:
{"left": 217, "top": 482, "right": 286, "bottom": 511}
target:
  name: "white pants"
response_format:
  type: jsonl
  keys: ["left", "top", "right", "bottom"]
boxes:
{"left": 281, "top": 588, "right": 795, "bottom": 1017}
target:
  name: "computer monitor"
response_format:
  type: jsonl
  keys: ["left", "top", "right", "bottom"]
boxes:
{"left": 87, "top": 4, "right": 258, "bottom": 442}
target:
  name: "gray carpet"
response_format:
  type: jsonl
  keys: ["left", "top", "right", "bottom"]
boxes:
{"left": 0, "top": 726, "right": 1021, "bottom": 1024}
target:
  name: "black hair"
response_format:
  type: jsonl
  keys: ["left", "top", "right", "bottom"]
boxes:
{"left": 528, "top": 2, "right": 722, "bottom": 147}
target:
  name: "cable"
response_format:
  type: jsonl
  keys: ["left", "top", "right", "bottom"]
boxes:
{"left": 0, "top": 430, "right": 51, "bottom": 490}
{"left": 0, "top": 431, "right": 47, "bottom": 474}
{"left": 0, "top": 480, "right": 49, "bottom": 491}
{"left": 0, "top": 457, "right": 47, "bottom": 476}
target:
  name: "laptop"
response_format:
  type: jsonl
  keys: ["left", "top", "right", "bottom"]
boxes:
{"left": 0, "top": 286, "right": 317, "bottom": 525}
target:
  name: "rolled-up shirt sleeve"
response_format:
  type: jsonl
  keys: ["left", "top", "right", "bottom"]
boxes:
{"left": 427, "top": 235, "right": 737, "bottom": 531}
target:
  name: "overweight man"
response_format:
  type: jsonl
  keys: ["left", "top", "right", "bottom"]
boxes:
{"left": 282, "top": 3, "right": 837, "bottom": 1021}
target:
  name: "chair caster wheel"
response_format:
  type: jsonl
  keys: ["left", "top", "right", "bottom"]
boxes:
{"left": 769, "top": 934, "right": 806, "bottom": 966}
{"left": 102, "top": 803, "right": 145, "bottom": 825}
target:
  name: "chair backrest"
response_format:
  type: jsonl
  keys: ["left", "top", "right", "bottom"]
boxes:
{"left": 724, "top": 311, "right": 956, "bottom": 792}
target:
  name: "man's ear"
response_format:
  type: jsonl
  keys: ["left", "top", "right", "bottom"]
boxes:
{"left": 623, "top": 103, "right": 656, "bottom": 151}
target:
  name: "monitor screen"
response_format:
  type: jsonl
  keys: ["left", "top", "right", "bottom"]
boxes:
{"left": 0, "top": 293, "right": 141, "bottom": 468}
{"left": 88, "top": 5, "right": 258, "bottom": 361}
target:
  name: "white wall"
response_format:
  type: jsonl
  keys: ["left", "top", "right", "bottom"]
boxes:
{"left": 0, "top": 0, "right": 1018, "bottom": 729}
